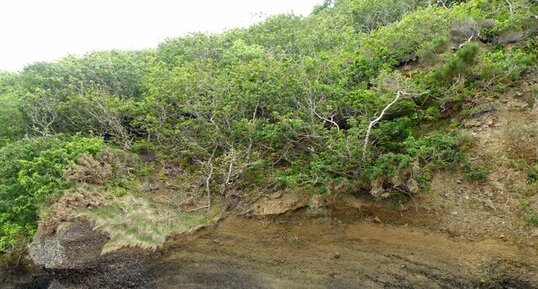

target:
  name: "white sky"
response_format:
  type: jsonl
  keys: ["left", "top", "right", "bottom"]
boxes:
{"left": 0, "top": 0, "right": 322, "bottom": 72}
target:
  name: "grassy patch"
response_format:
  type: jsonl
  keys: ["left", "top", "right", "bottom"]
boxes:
{"left": 462, "top": 160, "right": 490, "bottom": 181}
{"left": 81, "top": 195, "right": 212, "bottom": 254}
{"left": 529, "top": 214, "right": 538, "bottom": 226}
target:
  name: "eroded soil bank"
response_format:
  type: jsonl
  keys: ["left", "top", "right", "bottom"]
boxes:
{"left": 152, "top": 209, "right": 538, "bottom": 289}
{"left": 2, "top": 206, "right": 538, "bottom": 289}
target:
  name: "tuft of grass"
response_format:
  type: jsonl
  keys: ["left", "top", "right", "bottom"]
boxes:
{"left": 525, "top": 162, "right": 538, "bottom": 183}
{"left": 454, "top": 129, "right": 475, "bottom": 151}
{"left": 529, "top": 214, "right": 538, "bottom": 226}
{"left": 80, "top": 195, "right": 208, "bottom": 254}
{"left": 462, "top": 160, "right": 490, "bottom": 181}
{"left": 504, "top": 124, "right": 538, "bottom": 163}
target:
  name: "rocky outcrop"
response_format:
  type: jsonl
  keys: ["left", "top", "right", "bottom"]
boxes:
{"left": 29, "top": 220, "right": 107, "bottom": 270}
{"left": 246, "top": 192, "right": 308, "bottom": 216}
{"left": 24, "top": 220, "right": 155, "bottom": 288}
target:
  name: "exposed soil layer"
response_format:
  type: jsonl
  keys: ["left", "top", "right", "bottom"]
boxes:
{"left": 3, "top": 208, "right": 537, "bottom": 289}
{"left": 150, "top": 210, "right": 537, "bottom": 289}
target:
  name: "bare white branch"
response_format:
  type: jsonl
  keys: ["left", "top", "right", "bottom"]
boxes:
{"left": 363, "top": 91, "right": 403, "bottom": 159}
{"left": 362, "top": 91, "right": 425, "bottom": 160}
{"left": 205, "top": 161, "right": 213, "bottom": 210}
{"left": 306, "top": 95, "right": 340, "bottom": 130}
{"left": 505, "top": 0, "right": 513, "bottom": 15}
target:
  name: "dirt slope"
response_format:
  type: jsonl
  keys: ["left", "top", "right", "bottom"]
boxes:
{"left": 152, "top": 211, "right": 537, "bottom": 289}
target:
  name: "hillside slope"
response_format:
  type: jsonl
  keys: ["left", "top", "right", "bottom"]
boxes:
{"left": 0, "top": 0, "right": 537, "bottom": 288}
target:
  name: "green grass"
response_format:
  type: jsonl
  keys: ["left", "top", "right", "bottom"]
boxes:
{"left": 81, "top": 195, "right": 209, "bottom": 254}
{"left": 462, "top": 161, "right": 490, "bottom": 181}
{"left": 529, "top": 214, "right": 538, "bottom": 226}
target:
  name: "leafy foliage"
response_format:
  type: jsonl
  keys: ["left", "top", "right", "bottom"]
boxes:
{"left": 0, "top": 136, "right": 104, "bottom": 249}
{"left": 435, "top": 43, "right": 480, "bottom": 83}
{"left": 530, "top": 214, "right": 538, "bottom": 226}
{"left": 0, "top": 73, "right": 24, "bottom": 146}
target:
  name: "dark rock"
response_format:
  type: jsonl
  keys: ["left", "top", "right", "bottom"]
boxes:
{"left": 48, "top": 249, "right": 155, "bottom": 289}
{"left": 29, "top": 221, "right": 108, "bottom": 270}
{"left": 493, "top": 23, "right": 538, "bottom": 45}
{"left": 440, "top": 99, "right": 464, "bottom": 119}
{"left": 450, "top": 19, "right": 480, "bottom": 43}
{"left": 0, "top": 275, "right": 52, "bottom": 289}
{"left": 469, "top": 103, "right": 500, "bottom": 119}
{"left": 226, "top": 193, "right": 242, "bottom": 210}
{"left": 139, "top": 182, "right": 158, "bottom": 193}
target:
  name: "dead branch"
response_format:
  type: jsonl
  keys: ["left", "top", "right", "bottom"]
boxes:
{"left": 79, "top": 96, "right": 133, "bottom": 148}
{"left": 437, "top": 0, "right": 448, "bottom": 9}
{"left": 505, "top": 0, "right": 513, "bottom": 15}
{"left": 363, "top": 91, "right": 403, "bottom": 159}
{"left": 457, "top": 35, "right": 475, "bottom": 50}
{"left": 363, "top": 91, "right": 425, "bottom": 160}
{"left": 306, "top": 96, "right": 340, "bottom": 130}
{"left": 185, "top": 205, "right": 210, "bottom": 213}
{"left": 205, "top": 147, "right": 218, "bottom": 209}
{"left": 219, "top": 149, "right": 236, "bottom": 196}
{"left": 24, "top": 95, "right": 58, "bottom": 137}
{"left": 205, "top": 160, "right": 214, "bottom": 210}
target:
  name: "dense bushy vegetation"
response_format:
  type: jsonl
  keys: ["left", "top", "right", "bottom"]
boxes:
{"left": 0, "top": 136, "right": 104, "bottom": 250}
{"left": 0, "top": 0, "right": 536, "bottom": 250}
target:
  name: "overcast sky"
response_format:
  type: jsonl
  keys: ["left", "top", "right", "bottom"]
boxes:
{"left": 0, "top": 0, "right": 322, "bottom": 72}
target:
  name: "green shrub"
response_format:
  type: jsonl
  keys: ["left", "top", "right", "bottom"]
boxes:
{"left": 0, "top": 73, "right": 24, "bottom": 146}
{"left": 360, "top": 132, "right": 463, "bottom": 197}
{"left": 0, "top": 136, "right": 104, "bottom": 250}
{"left": 462, "top": 160, "right": 490, "bottom": 180}
{"left": 407, "top": 133, "right": 463, "bottom": 169}
{"left": 479, "top": 45, "right": 536, "bottom": 87}
{"left": 435, "top": 42, "right": 480, "bottom": 83}
{"left": 417, "top": 35, "right": 450, "bottom": 64}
